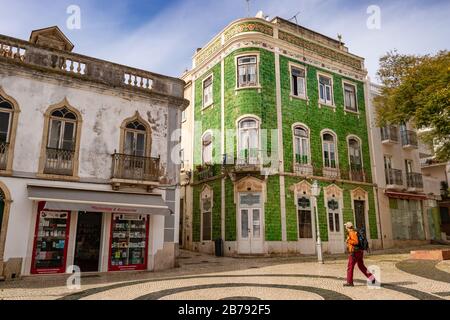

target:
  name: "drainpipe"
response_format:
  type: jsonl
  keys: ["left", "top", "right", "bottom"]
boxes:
{"left": 375, "top": 185, "right": 384, "bottom": 249}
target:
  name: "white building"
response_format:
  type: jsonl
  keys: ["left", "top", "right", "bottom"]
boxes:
{"left": 366, "top": 82, "right": 441, "bottom": 248}
{"left": 0, "top": 27, "right": 187, "bottom": 279}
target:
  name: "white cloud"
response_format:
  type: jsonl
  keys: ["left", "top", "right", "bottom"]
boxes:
{"left": 0, "top": 0, "right": 449, "bottom": 80}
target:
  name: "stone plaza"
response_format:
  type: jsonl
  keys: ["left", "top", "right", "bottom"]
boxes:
{"left": 0, "top": 245, "right": 449, "bottom": 300}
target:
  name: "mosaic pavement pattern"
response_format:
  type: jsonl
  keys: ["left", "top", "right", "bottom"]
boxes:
{"left": 0, "top": 246, "right": 449, "bottom": 300}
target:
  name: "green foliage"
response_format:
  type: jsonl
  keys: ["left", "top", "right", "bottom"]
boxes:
{"left": 376, "top": 50, "right": 450, "bottom": 161}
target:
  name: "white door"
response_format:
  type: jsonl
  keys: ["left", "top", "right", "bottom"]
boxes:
{"left": 327, "top": 199, "right": 345, "bottom": 254}
{"left": 297, "top": 196, "right": 316, "bottom": 254}
{"left": 238, "top": 193, "right": 264, "bottom": 254}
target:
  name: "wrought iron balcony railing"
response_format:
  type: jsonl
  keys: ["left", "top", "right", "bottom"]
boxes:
{"left": 111, "top": 153, "right": 160, "bottom": 182}
{"left": 386, "top": 168, "right": 403, "bottom": 187}
{"left": 406, "top": 172, "right": 424, "bottom": 189}
{"left": 401, "top": 130, "right": 418, "bottom": 148}
{"left": 0, "top": 142, "right": 9, "bottom": 170}
{"left": 44, "top": 148, "right": 75, "bottom": 176}
{"left": 349, "top": 165, "right": 367, "bottom": 182}
{"left": 197, "top": 165, "right": 215, "bottom": 181}
{"left": 381, "top": 126, "right": 398, "bottom": 143}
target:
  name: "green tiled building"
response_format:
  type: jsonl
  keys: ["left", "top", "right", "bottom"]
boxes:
{"left": 180, "top": 17, "right": 380, "bottom": 256}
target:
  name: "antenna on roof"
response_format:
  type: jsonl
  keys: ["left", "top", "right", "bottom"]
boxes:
{"left": 288, "top": 11, "right": 301, "bottom": 25}
{"left": 245, "top": 0, "right": 252, "bottom": 17}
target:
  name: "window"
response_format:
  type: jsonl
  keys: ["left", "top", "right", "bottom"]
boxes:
{"left": 0, "top": 96, "right": 13, "bottom": 145}
{"left": 180, "top": 149, "right": 185, "bottom": 168}
{"left": 237, "top": 55, "right": 258, "bottom": 88}
{"left": 344, "top": 83, "right": 357, "bottom": 112}
{"left": 405, "top": 159, "right": 413, "bottom": 174}
{"left": 291, "top": 66, "right": 306, "bottom": 98}
{"left": 201, "top": 197, "right": 212, "bottom": 241}
{"left": 319, "top": 75, "right": 333, "bottom": 105}
{"left": 323, "top": 133, "right": 337, "bottom": 168}
{"left": 48, "top": 107, "right": 77, "bottom": 152}
{"left": 124, "top": 120, "right": 146, "bottom": 157}
{"left": 328, "top": 199, "right": 340, "bottom": 232}
{"left": 297, "top": 197, "right": 313, "bottom": 239}
{"left": 202, "top": 132, "right": 213, "bottom": 165}
{"left": 203, "top": 76, "right": 213, "bottom": 107}
{"left": 238, "top": 118, "right": 259, "bottom": 165}
{"left": 348, "top": 138, "right": 363, "bottom": 180}
{"left": 181, "top": 110, "right": 186, "bottom": 122}
{"left": 294, "top": 126, "right": 309, "bottom": 165}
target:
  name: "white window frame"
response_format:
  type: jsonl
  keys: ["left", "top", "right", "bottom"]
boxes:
{"left": 289, "top": 62, "right": 308, "bottom": 100}
{"left": 48, "top": 116, "right": 77, "bottom": 151}
{"left": 292, "top": 123, "right": 311, "bottom": 166}
{"left": 202, "top": 74, "right": 214, "bottom": 109}
{"left": 317, "top": 72, "right": 335, "bottom": 107}
{"left": 201, "top": 131, "right": 213, "bottom": 165}
{"left": 321, "top": 130, "right": 339, "bottom": 169}
{"left": 0, "top": 106, "right": 12, "bottom": 144}
{"left": 235, "top": 53, "right": 260, "bottom": 90}
{"left": 200, "top": 186, "right": 213, "bottom": 242}
{"left": 236, "top": 116, "right": 261, "bottom": 165}
{"left": 342, "top": 80, "right": 359, "bottom": 113}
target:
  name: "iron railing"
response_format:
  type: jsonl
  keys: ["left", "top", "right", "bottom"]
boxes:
{"left": 0, "top": 142, "right": 8, "bottom": 170}
{"left": 111, "top": 153, "right": 160, "bottom": 182}
{"left": 44, "top": 148, "right": 75, "bottom": 175}
{"left": 349, "top": 165, "right": 366, "bottom": 182}
{"left": 381, "top": 126, "right": 398, "bottom": 142}
{"left": 406, "top": 172, "right": 423, "bottom": 189}
{"left": 401, "top": 130, "right": 418, "bottom": 148}
{"left": 386, "top": 168, "right": 403, "bottom": 186}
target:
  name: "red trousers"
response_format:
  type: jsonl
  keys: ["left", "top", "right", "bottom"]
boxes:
{"left": 347, "top": 250, "right": 373, "bottom": 284}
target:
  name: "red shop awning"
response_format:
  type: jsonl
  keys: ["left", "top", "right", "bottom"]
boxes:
{"left": 385, "top": 191, "right": 428, "bottom": 201}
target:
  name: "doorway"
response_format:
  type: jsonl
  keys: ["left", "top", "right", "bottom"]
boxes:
{"left": 74, "top": 212, "right": 102, "bottom": 272}
{"left": 238, "top": 193, "right": 264, "bottom": 254}
{"left": 327, "top": 198, "right": 345, "bottom": 254}
{"left": 354, "top": 200, "right": 367, "bottom": 232}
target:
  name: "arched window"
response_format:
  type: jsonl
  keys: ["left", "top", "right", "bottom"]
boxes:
{"left": 48, "top": 107, "right": 78, "bottom": 151}
{"left": 124, "top": 120, "right": 147, "bottom": 157}
{"left": 322, "top": 132, "right": 337, "bottom": 169}
{"left": 238, "top": 118, "right": 259, "bottom": 165}
{"left": 202, "top": 132, "right": 213, "bottom": 165}
{"left": 294, "top": 126, "right": 310, "bottom": 165}
{"left": 0, "top": 96, "right": 13, "bottom": 170}
{"left": 348, "top": 137, "right": 364, "bottom": 181}
{"left": 43, "top": 105, "right": 80, "bottom": 176}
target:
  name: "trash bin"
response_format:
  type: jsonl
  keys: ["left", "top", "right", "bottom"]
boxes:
{"left": 214, "top": 238, "right": 224, "bottom": 257}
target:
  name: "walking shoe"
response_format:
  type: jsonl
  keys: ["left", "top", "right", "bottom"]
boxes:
{"left": 343, "top": 283, "right": 354, "bottom": 287}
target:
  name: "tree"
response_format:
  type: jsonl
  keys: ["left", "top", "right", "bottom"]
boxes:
{"left": 375, "top": 50, "right": 450, "bottom": 161}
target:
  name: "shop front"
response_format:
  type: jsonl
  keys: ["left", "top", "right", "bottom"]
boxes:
{"left": 28, "top": 185, "right": 171, "bottom": 275}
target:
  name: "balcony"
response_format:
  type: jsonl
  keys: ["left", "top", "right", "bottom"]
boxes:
{"left": 196, "top": 164, "right": 215, "bottom": 181}
{"left": 43, "top": 148, "right": 75, "bottom": 176}
{"left": 401, "top": 130, "right": 418, "bottom": 149}
{"left": 349, "top": 165, "right": 369, "bottom": 183}
{"left": 385, "top": 168, "right": 403, "bottom": 188}
{"left": 111, "top": 153, "right": 160, "bottom": 182}
{"left": 406, "top": 172, "right": 424, "bottom": 191}
{"left": 0, "top": 142, "right": 8, "bottom": 170}
{"left": 322, "top": 167, "right": 341, "bottom": 180}
{"left": 293, "top": 155, "right": 313, "bottom": 176}
{"left": 381, "top": 126, "right": 399, "bottom": 145}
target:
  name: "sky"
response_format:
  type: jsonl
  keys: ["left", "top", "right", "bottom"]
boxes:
{"left": 1, "top": 0, "right": 449, "bottom": 81}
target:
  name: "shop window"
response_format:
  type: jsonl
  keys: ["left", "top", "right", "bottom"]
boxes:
{"left": 297, "top": 197, "right": 313, "bottom": 239}
{"left": 323, "top": 132, "right": 337, "bottom": 169}
{"left": 344, "top": 83, "right": 358, "bottom": 112}
{"left": 391, "top": 199, "right": 425, "bottom": 240}
{"left": 237, "top": 55, "right": 258, "bottom": 88}
{"left": 31, "top": 204, "right": 70, "bottom": 274}
{"left": 319, "top": 75, "right": 333, "bottom": 105}
{"left": 294, "top": 126, "right": 310, "bottom": 165}
{"left": 238, "top": 118, "right": 260, "bottom": 165}
{"left": 203, "top": 75, "right": 213, "bottom": 107}
{"left": 110, "top": 214, "right": 149, "bottom": 271}
{"left": 291, "top": 66, "right": 306, "bottom": 98}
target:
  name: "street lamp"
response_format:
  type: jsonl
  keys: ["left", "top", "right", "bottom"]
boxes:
{"left": 311, "top": 180, "right": 323, "bottom": 264}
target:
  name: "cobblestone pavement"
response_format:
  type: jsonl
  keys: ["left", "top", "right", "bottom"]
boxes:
{"left": 0, "top": 245, "right": 449, "bottom": 300}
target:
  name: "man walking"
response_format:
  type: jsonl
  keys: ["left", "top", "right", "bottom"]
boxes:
{"left": 344, "top": 222, "right": 376, "bottom": 287}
